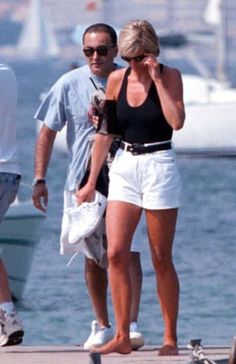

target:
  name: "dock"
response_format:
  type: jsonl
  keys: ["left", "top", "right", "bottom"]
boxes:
{"left": 0, "top": 345, "right": 233, "bottom": 364}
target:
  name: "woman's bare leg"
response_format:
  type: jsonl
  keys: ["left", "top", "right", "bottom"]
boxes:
{"left": 93, "top": 201, "right": 142, "bottom": 354}
{"left": 145, "top": 208, "right": 179, "bottom": 356}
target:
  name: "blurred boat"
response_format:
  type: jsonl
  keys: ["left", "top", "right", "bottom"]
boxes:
{"left": 173, "top": 0, "right": 236, "bottom": 155}
{"left": 17, "top": 0, "right": 59, "bottom": 59}
{"left": 172, "top": 73, "right": 236, "bottom": 155}
{"left": 0, "top": 195, "right": 46, "bottom": 301}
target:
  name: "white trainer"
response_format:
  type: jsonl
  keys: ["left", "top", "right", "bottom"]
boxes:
{"left": 83, "top": 321, "right": 113, "bottom": 350}
{"left": 67, "top": 191, "right": 107, "bottom": 244}
{"left": 129, "top": 321, "right": 144, "bottom": 350}
{"left": 0, "top": 310, "right": 24, "bottom": 347}
{"left": 83, "top": 320, "right": 98, "bottom": 350}
{"left": 92, "top": 324, "right": 113, "bottom": 348}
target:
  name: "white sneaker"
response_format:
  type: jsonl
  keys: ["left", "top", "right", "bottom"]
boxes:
{"left": 67, "top": 191, "right": 107, "bottom": 244}
{"left": 0, "top": 310, "right": 24, "bottom": 346}
{"left": 93, "top": 324, "right": 113, "bottom": 348}
{"left": 83, "top": 321, "right": 113, "bottom": 350}
{"left": 129, "top": 321, "right": 144, "bottom": 350}
{"left": 83, "top": 320, "right": 98, "bottom": 350}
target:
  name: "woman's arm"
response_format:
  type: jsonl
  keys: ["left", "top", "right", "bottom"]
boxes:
{"left": 154, "top": 67, "right": 185, "bottom": 130}
{"left": 76, "top": 133, "right": 113, "bottom": 203}
{"left": 144, "top": 56, "right": 185, "bottom": 130}
{"left": 76, "top": 70, "right": 124, "bottom": 204}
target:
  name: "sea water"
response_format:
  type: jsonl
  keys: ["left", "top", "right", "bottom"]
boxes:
{"left": 8, "top": 59, "right": 236, "bottom": 348}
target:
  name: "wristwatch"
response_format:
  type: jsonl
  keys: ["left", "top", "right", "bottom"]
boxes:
{"left": 32, "top": 178, "right": 46, "bottom": 187}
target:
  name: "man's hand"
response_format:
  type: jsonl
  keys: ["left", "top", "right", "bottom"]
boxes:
{"left": 32, "top": 184, "right": 48, "bottom": 212}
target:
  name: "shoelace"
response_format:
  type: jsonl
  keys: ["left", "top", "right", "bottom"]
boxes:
{"left": 69, "top": 203, "right": 98, "bottom": 223}
{"left": 66, "top": 252, "right": 79, "bottom": 267}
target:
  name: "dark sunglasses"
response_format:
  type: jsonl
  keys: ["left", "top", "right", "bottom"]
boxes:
{"left": 83, "top": 45, "right": 114, "bottom": 57}
{"left": 121, "top": 55, "right": 146, "bottom": 63}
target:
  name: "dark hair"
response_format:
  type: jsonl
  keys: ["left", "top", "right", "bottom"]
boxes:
{"left": 83, "top": 23, "right": 117, "bottom": 46}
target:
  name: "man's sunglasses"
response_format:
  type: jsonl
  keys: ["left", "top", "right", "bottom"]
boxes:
{"left": 83, "top": 45, "right": 115, "bottom": 57}
{"left": 121, "top": 55, "right": 146, "bottom": 63}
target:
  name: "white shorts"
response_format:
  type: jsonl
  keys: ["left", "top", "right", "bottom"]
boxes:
{"left": 108, "top": 147, "right": 182, "bottom": 209}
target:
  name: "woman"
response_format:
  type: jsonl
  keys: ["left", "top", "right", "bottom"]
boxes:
{"left": 77, "top": 19, "right": 185, "bottom": 356}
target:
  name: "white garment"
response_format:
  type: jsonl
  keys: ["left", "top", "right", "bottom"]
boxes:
{"left": 108, "top": 148, "right": 181, "bottom": 209}
{"left": 0, "top": 63, "right": 20, "bottom": 175}
{"left": 60, "top": 191, "right": 107, "bottom": 269}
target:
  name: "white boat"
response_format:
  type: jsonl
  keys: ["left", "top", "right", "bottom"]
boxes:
{"left": 17, "top": 0, "right": 59, "bottom": 58}
{"left": 172, "top": 73, "right": 236, "bottom": 155}
{"left": 172, "top": 0, "right": 236, "bottom": 155}
{"left": 0, "top": 196, "right": 46, "bottom": 301}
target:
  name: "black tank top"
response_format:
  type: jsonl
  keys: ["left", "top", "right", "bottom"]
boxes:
{"left": 116, "top": 64, "right": 173, "bottom": 144}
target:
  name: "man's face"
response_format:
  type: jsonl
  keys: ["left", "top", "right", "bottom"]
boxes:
{"left": 83, "top": 32, "right": 117, "bottom": 78}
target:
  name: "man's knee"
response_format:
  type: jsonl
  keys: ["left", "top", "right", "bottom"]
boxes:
{"left": 85, "top": 257, "right": 107, "bottom": 274}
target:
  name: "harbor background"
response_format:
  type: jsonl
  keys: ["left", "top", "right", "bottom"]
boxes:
{"left": 0, "top": 0, "right": 236, "bottom": 348}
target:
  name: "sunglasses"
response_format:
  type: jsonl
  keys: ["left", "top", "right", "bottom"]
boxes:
{"left": 121, "top": 55, "right": 146, "bottom": 63}
{"left": 83, "top": 45, "right": 114, "bottom": 57}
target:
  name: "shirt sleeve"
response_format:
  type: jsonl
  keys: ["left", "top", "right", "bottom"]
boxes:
{"left": 34, "top": 77, "right": 67, "bottom": 131}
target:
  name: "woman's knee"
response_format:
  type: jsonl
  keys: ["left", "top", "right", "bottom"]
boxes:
{"left": 151, "top": 248, "right": 173, "bottom": 275}
{"left": 107, "top": 248, "right": 130, "bottom": 267}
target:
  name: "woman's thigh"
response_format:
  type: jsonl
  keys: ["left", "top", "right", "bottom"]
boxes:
{"left": 106, "top": 201, "right": 142, "bottom": 254}
{"left": 145, "top": 208, "right": 178, "bottom": 261}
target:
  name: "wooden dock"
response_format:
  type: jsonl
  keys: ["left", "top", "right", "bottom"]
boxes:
{"left": 0, "top": 345, "right": 232, "bottom": 364}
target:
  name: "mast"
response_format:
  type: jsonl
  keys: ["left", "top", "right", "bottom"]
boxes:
{"left": 204, "top": 0, "right": 227, "bottom": 82}
{"left": 216, "top": 1, "right": 227, "bottom": 82}
{"left": 18, "top": 0, "right": 59, "bottom": 58}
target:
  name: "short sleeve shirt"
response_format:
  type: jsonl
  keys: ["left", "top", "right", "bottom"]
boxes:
{"left": 34, "top": 65, "right": 108, "bottom": 191}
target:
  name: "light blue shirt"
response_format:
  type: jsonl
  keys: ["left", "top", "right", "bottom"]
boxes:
{"left": 35, "top": 65, "right": 110, "bottom": 191}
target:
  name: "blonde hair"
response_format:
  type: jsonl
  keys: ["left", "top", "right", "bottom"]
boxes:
{"left": 119, "top": 20, "right": 160, "bottom": 58}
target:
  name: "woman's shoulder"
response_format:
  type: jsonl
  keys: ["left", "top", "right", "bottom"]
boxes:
{"left": 107, "top": 68, "right": 127, "bottom": 98}
{"left": 109, "top": 67, "right": 127, "bottom": 82}
{"left": 162, "top": 64, "right": 181, "bottom": 78}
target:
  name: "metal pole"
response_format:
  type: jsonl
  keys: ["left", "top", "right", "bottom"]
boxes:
{"left": 89, "top": 352, "right": 101, "bottom": 364}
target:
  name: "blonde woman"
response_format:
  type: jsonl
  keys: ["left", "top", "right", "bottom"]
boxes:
{"left": 78, "top": 19, "right": 185, "bottom": 356}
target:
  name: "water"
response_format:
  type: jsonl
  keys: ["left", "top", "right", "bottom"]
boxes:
{"left": 6, "top": 58, "right": 235, "bottom": 348}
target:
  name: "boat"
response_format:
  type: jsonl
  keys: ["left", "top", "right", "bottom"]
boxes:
{"left": 172, "top": 0, "right": 236, "bottom": 155}
{"left": 172, "top": 68, "right": 236, "bottom": 155}
{"left": 17, "top": 0, "right": 59, "bottom": 58}
{"left": 0, "top": 193, "right": 46, "bottom": 301}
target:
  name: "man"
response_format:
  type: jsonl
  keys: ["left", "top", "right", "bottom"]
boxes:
{"left": 32, "top": 23, "right": 144, "bottom": 350}
{"left": 0, "top": 62, "right": 24, "bottom": 346}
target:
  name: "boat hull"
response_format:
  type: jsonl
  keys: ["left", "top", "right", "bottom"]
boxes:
{"left": 173, "top": 102, "right": 236, "bottom": 155}
{"left": 0, "top": 201, "right": 46, "bottom": 300}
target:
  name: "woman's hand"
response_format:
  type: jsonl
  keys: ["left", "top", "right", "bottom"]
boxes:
{"left": 75, "top": 183, "right": 96, "bottom": 205}
{"left": 143, "top": 55, "right": 161, "bottom": 82}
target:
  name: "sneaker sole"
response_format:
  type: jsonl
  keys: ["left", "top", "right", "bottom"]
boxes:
{"left": 130, "top": 337, "right": 145, "bottom": 351}
{"left": 2, "top": 330, "right": 24, "bottom": 347}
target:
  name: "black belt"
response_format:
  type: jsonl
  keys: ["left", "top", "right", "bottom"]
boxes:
{"left": 120, "top": 141, "right": 171, "bottom": 155}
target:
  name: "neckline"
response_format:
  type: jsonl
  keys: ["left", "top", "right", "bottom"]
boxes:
{"left": 124, "top": 68, "right": 153, "bottom": 109}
